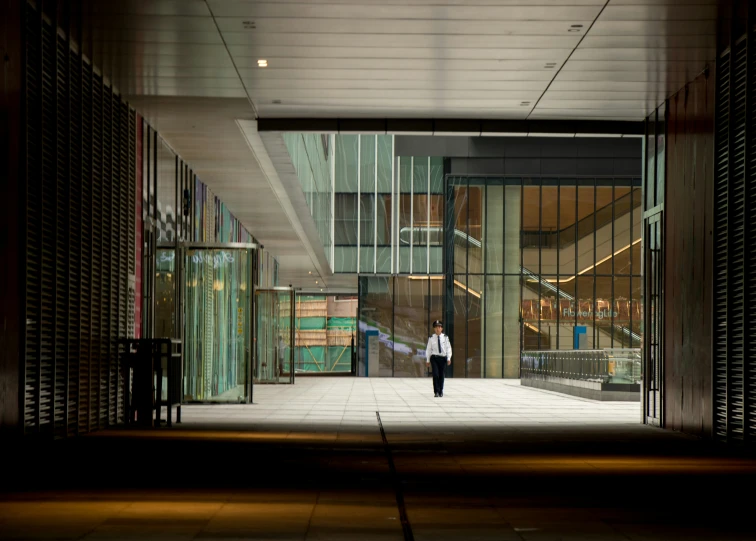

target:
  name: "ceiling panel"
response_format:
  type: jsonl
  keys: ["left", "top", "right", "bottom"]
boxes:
{"left": 243, "top": 79, "right": 550, "bottom": 91}
{"left": 223, "top": 33, "right": 582, "bottom": 48}
{"left": 589, "top": 20, "right": 715, "bottom": 36}
{"left": 571, "top": 47, "right": 714, "bottom": 62}
{"left": 76, "top": 0, "right": 719, "bottom": 287}
{"left": 207, "top": 2, "right": 603, "bottom": 20}
{"left": 227, "top": 46, "right": 573, "bottom": 61}
{"left": 215, "top": 18, "right": 593, "bottom": 36}
{"left": 240, "top": 69, "right": 556, "bottom": 81}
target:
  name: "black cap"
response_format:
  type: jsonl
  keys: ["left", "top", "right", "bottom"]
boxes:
{"left": 433, "top": 320, "right": 443, "bottom": 327}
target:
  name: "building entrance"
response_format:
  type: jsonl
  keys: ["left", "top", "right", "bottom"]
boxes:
{"left": 182, "top": 243, "right": 255, "bottom": 402}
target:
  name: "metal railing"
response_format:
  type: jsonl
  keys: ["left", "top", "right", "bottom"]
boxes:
{"left": 521, "top": 348, "right": 641, "bottom": 384}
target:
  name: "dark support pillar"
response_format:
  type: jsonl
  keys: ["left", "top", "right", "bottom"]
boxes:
{"left": 0, "top": 0, "right": 24, "bottom": 435}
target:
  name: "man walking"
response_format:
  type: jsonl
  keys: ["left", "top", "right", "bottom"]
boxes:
{"left": 426, "top": 320, "right": 452, "bottom": 397}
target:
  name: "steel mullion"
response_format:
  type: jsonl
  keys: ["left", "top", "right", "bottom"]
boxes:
{"left": 556, "top": 181, "right": 560, "bottom": 350}
{"left": 593, "top": 178, "right": 597, "bottom": 350}
{"left": 357, "top": 135, "right": 361, "bottom": 273}
{"left": 483, "top": 184, "right": 487, "bottom": 377}
{"left": 538, "top": 181, "right": 543, "bottom": 350}
{"left": 465, "top": 177, "right": 469, "bottom": 378}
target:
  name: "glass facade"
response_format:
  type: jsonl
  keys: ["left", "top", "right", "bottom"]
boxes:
{"left": 332, "top": 135, "right": 443, "bottom": 274}
{"left": 283, "top": 133, "right": 333, "bottom": 264}
{"left": 447, "top": 176, "right": 642, "bottom": 378}
{"left": 293, "top": 295, "right": 357, "bottom": 374}
{"left": 280, "top": 135, "right": 645, "bottom": 379}
{"left": 359, "top": 276, "right": 444, "bottom": 377}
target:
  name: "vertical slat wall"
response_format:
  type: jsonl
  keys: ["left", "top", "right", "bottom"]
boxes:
{"left": 23, "top": 3, "right": 136, "bottom": 436}
{"left": 713, "top": 20, "right": 755, "bottom": 442}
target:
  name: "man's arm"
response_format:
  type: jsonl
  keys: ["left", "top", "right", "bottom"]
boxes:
{"left": 446, "top": 336, "right": 452, "bottom": 364}
{"left": 425, "top": 337, "right": 433, "bottom": 364}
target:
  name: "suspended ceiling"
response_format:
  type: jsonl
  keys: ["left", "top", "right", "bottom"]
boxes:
{"left": 79, "top": 0, "right": 718, "bottom": 288}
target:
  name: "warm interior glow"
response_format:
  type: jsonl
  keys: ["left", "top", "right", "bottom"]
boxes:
{"left": 545, "top": 238, "right": 641, "bottom": 283}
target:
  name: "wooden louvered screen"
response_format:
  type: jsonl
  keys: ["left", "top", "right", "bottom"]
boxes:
{"left": 713, "top": 25, "right": 755, "bottom": 441}
{"left": 23, "top": 3, "right": 136, "bottom": 436}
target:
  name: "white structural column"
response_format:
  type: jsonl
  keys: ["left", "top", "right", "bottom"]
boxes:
{"left": 503, "top": 186, "right": 521, "bottom": 378}
{"left": 483, "top": 186, "right": 503, "bottom": 378}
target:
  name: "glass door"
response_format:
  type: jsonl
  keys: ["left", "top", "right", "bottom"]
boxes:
{"left": 183, "top": 244, "right": 255, "bottom": 402}
{"left": 643, "top": 213, "right": 663, "bottom": 426}
{"left": 255, "top": 288, "right": 295, "bottom": 384}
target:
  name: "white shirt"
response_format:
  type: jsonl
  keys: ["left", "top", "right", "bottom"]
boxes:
{"left": 426, "top": 333, "right": 452, "bottom": 361}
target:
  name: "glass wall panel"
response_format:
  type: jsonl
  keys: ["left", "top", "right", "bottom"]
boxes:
{"left": 393, "top": 277, "right": 429, "bottom": 377}
{"left": 413, "top": 157, "right": 428, "bottom": 194}
{"left": 452, "top": 276, "right": 467, "bottom": 378}
{"left": 360, "top": 193, "right": 375, "bottom": 246}
{"left": 503, "top": 274, "right": 520, "bottom": 377}
{"left": 522, "top": 184, "right": 541, "bottom": 275}
{"left": 576, "top": 185, "right": 596, "bottom": 274}
{"left": 484, "top": 275, "right": 503, "bottom": 378}
{"left": 540, "top": 186, "right": 559, "bottom": 275}
{"left": 333, "top": 246, "right": 357, "bottom": 273}
{"left": 377, "top": 135, "right": 393, "bottom": 193}
{"left": 613, "top": 276, "right": 632, "bottom": 347}
{"left": 429, "top": 195, "right": 444, "bottom": 247}
{"left": 468, "top": 186, "right": 483, "bottom": 274}
{"left": 376, "top": 246, "right": 391, "bottom": 273}
{"left": 184, "top": 248, "right": 252, "bottom": 401}
{"left": 377, "top": 194, "right": 392, "bottom": 247}
{"left": 334, "top": 193, "right": 357, "bottom": 246}
{"left": 556, "top": 277, "right": 576, "bottom": 350}
{"left": 595, "top": 276, "right": 614, "bottom": 349}
{"left": 360, "top": 135, "right": 376, "bottom": 194}
{"left": 429, "top": 247, "right": 443, "bottom": 274}
{"left": 467, "top": 275, "right": 483, "bottom": 377}
{"left": 485, "top": 185, "right": 504, "bottom": 274}
{"left": 521, "top": 273, "right": 540, "bottom": 350}
{"left": 360, "top": 276, "right": 394, "bottom": 376}
{"left": 336, "top": 135, "right": 358, "bottom": 192}
{"left": 558, "top": 181, "right": 577, "bottom": 275}
{"left": 504, "top": 185, "right": 521, "bottom": 275}
{"left": 430, "top": 156, "right": 444, "bottom": 194}
{"left": 360, "top": 247, "right": 375, "bottom": 274}
{"left": 575, "top": 275, "right": 595, "bottom": 348}
{"left": 453, "top": 185, "right": 468, "bottom": 274}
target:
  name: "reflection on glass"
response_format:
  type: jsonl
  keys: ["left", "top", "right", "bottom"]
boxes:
{"left": 393, "top": 277, "right": 429, "bottom": 377}
{"left": 255, "top": 289, "right": 293, "bottom": 384}
{"left": 155, "top": 249, "right": 176, "bottom": 339}
{"left": 453, "top": 185, "right": 468, "bottom": 275}
{"left": 452, "top": 276, "right": 467, "bottom": 378}
{"left": 360, "top": 277, "right": 394, "bottom": 376}
{"left": 468, "top": 187, "right": 483, "bottom": 274}
{"left": 485, "top": 185, "right": 504, "bottom": 274}
{"left": 559, "top": 182, "right": 577, "bottom": 275}
{"left": 484, "top": 275, "right": 502, "bottom": 377}
{"left": 467, "top": 275, "right": 482, "bottom": 377}
{"left": 184, "top": 248, "right": 252, "bottom": 402}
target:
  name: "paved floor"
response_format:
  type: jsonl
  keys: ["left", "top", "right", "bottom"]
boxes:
{"left": 3, "top": 378, "right": 756, "bottom": 541}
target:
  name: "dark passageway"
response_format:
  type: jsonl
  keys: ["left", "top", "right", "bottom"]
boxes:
{"left": 4, "top": 380, "right": 756, "bottom": 540}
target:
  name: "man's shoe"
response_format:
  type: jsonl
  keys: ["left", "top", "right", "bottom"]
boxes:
{"left": 439, "top": 392, "right": 443, "bottom": 397}
{"left": 434, "top": 393, "right": 439, "bottom": 397}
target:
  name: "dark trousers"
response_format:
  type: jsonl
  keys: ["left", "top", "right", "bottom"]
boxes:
{"left": 430, "top": 355, "right": 447, "bottom": 394}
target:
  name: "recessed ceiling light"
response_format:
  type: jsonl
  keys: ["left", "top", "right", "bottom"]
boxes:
{"left": 257, "top": 59, "right": 268, "bottom": 67}
{"left": 315, "top": 280, "right": 318, "bottom": 284}
{"left": 568, "top": 28, "right": 580, "bottom": 32}
{"left": 308, "top": 271, "right": 312, "bottom": 274}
